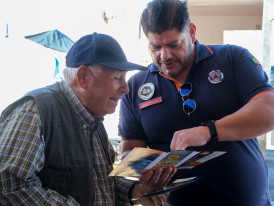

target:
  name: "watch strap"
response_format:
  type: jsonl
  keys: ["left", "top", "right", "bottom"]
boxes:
{"left": 201, "top": 120, "right": 218, "bottom": 142}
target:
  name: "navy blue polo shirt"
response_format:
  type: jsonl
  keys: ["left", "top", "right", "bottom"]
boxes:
{"left": 119, "top": 40, "right": 273, "bottom": 205}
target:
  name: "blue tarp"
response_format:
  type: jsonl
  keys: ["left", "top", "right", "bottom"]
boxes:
{"left": 25, "top": 29, "right": 74, "bottom": 52}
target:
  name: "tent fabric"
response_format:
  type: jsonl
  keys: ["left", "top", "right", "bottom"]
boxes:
{"left": 25, "top": 29, "right": 74, "bottom": 52}
{"left": 54, "top": 58, "right": 63, "bottom": 81}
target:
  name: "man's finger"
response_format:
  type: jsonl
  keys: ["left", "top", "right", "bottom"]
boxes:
{"left": 139, "top": 169, "right": 154, "bottom": 183}
{"left": 150, "top": 167, "right": 176, "bottom": 186}
{"left": 163, "top": 167, "right": 177, "bottom": 185}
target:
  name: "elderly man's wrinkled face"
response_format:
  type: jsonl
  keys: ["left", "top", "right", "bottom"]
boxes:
{"left": 82, "top": 65, "right": 129, "bottom": 118}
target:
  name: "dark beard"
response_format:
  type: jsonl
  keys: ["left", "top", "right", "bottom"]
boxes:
{"left": 180, "top": 43, "right": 195, "bottom": 73}
{"left": 166, "top": 44, "right": 195, "bottom": 78}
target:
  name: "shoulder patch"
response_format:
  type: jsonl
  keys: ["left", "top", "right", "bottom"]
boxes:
{"left": 251, "top": 57, "right": 261, "bottom": 65}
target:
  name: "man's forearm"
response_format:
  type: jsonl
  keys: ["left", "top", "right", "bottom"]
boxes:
{"left": 216, "top": 92, "right": 274, "bottom": 141}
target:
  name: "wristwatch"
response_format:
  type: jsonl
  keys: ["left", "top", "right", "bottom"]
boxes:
{"left": 201, "top": 120, "right": 218, "bottom": 142}
{"left": 128, "top": 182, "right": 137, "bottom": 206}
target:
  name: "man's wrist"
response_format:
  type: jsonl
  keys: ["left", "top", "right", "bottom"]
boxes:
{"left": 201, "top": 120, "right": 218, "bottom": 142}
{"left": 128, "top": 182, "right": 139, "bottom": 205}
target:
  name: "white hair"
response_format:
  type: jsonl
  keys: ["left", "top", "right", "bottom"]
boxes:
{"left": 62, "top": 67, "right": 78, "bottom": 84}
{"left": 62, "top": 65, "right": 105, "bottom": 84}
{"left": 87, "top": 65, "right": 104, "bottom": 76}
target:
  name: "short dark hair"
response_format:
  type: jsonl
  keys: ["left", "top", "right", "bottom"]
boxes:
{"left": 141, "top": 0, "right": 190, "bottom": 36}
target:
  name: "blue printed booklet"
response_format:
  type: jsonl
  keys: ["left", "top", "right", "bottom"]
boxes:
{"left": 130, "top": 176, "right": 202, "bottom": 200}
{"left": 109, "top": 147, "right": 226, "bottom": 178}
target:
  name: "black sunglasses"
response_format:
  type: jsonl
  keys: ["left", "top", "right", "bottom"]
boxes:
{"left": 180, "top": 82, "right": 196, "bottom": 115}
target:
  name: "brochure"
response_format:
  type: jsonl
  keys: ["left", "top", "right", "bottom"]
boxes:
{"left": 109, "top": 147, "right": 226, "bottom": 178}
{"left": 130, "top": 176, "right": 202, "bottom": 201}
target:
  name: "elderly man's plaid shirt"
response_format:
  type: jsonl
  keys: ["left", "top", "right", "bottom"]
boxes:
{"left": 0, "top": 81, "right": 133, "bottom": 206}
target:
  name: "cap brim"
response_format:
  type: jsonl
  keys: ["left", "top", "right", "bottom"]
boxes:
{"left": 98, "top": 61, "right": 147, "bottom": 71}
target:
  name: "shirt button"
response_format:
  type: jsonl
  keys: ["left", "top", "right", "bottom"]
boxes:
{"left": 83, "top": 125, "right": 87, "bottom": 130}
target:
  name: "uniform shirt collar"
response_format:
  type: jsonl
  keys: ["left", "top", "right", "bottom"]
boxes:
{"left": 194, "top": 40, "right": 213, "bottom": 63}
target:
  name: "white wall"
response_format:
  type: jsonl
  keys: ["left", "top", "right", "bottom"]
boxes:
{"left": 191, "top": 15, "right": 262, "bottom": 45}
{"left": 223, "top": 30, "right": 263, "bottom": 61}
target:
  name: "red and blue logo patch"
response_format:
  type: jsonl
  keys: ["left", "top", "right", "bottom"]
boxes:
{"left": 208, "top": 70, "right": 224, "bottom": 84}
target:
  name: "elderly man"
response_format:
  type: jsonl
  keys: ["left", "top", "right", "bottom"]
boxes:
{"left": 0, "top": 33, "right": 176, "bottom": 206}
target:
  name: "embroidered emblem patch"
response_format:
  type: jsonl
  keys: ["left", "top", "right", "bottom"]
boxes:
{"left": 138, "top": 83, "right": 155, "bottom": 100}
{"left": 251, "top": 57, "right": 261, "bottom": 65}
{"left": 208, "top": 70, "right": 224, "bottom": 84}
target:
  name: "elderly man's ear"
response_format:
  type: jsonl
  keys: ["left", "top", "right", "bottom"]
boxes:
{"left": 77, "top": 65, "right": 90, "bottom": 88}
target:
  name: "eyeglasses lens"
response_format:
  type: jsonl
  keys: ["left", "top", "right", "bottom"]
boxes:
{"left": 180, "top": 83, "right": 192, "bottom": 96}
{"left": 180, "top": 83, "right": 196, "bottom": 115}
{"left": 183, "top": 100, "right": 196, "bottom": 114}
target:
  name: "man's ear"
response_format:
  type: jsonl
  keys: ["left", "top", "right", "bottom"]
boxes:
{"left": 189, "top": 23, "right": 196, "bottom": 44}
{"left": 76, "top": 65, "right": 89, "bottom": 88}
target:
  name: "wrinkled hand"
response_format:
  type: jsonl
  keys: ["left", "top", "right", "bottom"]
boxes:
{"left": 170, "top": 126, "right": 211, "bottom": 150}
{"left": 132, "top": 167, "right": 176, "bottom": 206}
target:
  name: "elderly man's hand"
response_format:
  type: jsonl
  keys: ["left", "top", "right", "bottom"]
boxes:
{"left": 131, "top": 167, "right": 176, "bottom": 205}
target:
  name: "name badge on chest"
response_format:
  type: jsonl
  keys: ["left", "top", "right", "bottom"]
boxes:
{"left": 138, "top": 83, "right": 162, "bottom": 109}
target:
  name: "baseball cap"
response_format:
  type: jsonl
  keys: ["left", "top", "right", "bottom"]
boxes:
{"left": 66, "top": 32, "right": 147, "bottom": 71}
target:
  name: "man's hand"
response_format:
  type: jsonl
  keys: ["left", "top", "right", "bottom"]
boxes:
{"left": 131, "top": 167, "right": 176, "bottom": 205}
{"left": 170, "top": 126, "right": 211, "bottom": 150}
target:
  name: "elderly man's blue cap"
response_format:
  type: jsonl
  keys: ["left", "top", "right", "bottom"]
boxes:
{"left": 66, "top": 33, "right": 147, "bottom": 71}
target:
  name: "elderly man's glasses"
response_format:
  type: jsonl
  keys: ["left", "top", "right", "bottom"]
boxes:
{"left": 180, "top": 83, "right": 196, "bottom": 115}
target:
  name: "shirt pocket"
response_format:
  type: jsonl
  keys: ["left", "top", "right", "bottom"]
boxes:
{"left": 38, "top": 165, "right": 78, "bottom": 196}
